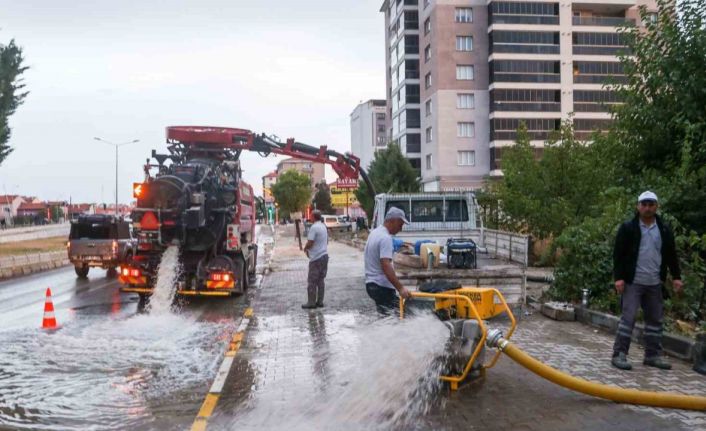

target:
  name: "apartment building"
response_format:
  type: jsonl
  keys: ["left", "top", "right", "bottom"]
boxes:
{"left": 382, "top": 0, "right": 656, "bottom": 189}
{"left": 350, "top": 99, "right": 388, "bottom": 171}
{"left": 276, "top": 158, "right": 325, "bottom": 189}
{"left": 382, "top": 0, "right": 423, "bottom": 173}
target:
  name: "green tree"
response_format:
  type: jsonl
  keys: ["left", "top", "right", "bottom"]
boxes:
{"left": 551, "top": 0, "right": 706, "bottom": 324}
{"left": 0, "top": 38, "right": 28, "bottom": 166}
{"left": 355, "top": 143, "right": 419, "bottom": 219}
{"left": 608, "top": 0, "right": 706, "bottom": 233}
{"left": 312, "top": 181, "right": 334, "bottom": 213}
{"left": 492, "top": 120, "right": 611, "bottom": 239}
{"left": 270, "top": 170, "right": 312, "bottom": 214}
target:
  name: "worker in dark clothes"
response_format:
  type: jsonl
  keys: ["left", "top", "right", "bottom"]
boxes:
{"left": 611, "top": 191, "right": 683, "bottom": 371}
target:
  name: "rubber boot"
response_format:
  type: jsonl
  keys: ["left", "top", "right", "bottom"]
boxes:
{"left": 644, "top": 356, "right": 672, "bottom": 370}
{"left": 611, "top": 352, "right": 633, "bottom": 371}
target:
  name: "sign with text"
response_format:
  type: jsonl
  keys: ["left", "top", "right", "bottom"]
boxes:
{"left": 335, "top": 177, "right": 358, "bottom": 189}
{"left": 330, "top": 184, "right": 358, "bottom": 208}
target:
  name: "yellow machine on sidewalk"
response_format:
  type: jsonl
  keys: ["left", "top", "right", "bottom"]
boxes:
{"left": 402, "top": 287, "right": 706, "bottom": 411}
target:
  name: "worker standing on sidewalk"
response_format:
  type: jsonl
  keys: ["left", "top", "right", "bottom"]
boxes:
{"left": 364, "top": 207, "right": 412, "bottom": 314}
{"left": 302, "top": 210, "right": 329, "bottom": 309}
{"left": 611, "top": 191, "right": 682, "bottom": 371}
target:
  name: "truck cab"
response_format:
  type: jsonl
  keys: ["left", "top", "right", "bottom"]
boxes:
{"left": 67, "top": 214, "right": 136, "bottom": 278}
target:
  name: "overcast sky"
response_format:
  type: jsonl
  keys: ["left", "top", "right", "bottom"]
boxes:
{"left": 0, "top": 0, "right": 385, "bottom": 204}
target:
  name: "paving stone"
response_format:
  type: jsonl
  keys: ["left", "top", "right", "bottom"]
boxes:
{"left": 211, "top": 225, "right": 705, "bottom": 431}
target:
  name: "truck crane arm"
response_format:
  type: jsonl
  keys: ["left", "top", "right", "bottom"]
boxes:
{"left": 163, "top": 126, "right": 376, "bottom": 198}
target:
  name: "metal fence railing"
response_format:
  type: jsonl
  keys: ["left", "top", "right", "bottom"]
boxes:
{"left": 482, "top": 229, "right": 530, "bottom": 267}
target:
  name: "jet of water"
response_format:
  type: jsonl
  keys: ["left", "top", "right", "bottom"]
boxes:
{"left": 147, "top": 244, "right": 181, "bottom": 314}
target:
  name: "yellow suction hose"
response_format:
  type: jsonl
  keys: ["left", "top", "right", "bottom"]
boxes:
{"left": 485, "top": 329, "right": 706, "bottom": 411}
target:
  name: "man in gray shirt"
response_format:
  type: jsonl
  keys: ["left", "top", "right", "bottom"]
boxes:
{"left": 302, "top": 210, "right": 328, "bottom": 309}
{"left": 611, "top": 191, "right": 682, "bottom": 371}
{"left": 364, "top": 207, "right": 412, "bottom": 313}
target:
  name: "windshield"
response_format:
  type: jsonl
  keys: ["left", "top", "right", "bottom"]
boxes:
{"left": 70, "top": 222, "right": 116, "bottom": 239}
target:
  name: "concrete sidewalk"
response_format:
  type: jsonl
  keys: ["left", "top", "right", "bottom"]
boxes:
{"left": 212, "top": 226, "right": 706, "bottom": 431}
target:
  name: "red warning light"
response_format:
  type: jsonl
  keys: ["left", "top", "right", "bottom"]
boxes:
{"left": 133, "top": 183, "right": 144, "bottom": 198}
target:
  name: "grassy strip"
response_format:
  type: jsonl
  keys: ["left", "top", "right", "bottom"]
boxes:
{"left": 0, "top": 236, "right": 67, "bottom": 257}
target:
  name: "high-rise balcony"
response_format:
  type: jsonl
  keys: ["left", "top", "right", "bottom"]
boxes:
{"left": 492, "top": 15, "right": 560, "bottom": 25}
{"left": 572, "top": 0, "right": 636, "bottom": 7}
{"left": 573, "top": 16, "right": 635, "bottom": 26}
{"left": 492, "top": 44, "right": 560, "bottom": 55}
{"left": 573, "top": 45, "right": 630, "bottom": 55}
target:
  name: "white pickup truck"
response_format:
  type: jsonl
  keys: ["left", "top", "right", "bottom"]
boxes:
{"left": 371, "top": 192, "right": 482, "bottom": 245}
{"left": 371, "top": 192, "right": 531, "bottom": 267}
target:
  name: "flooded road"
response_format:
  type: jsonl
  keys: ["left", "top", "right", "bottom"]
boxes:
{"left": 0, "top": 227, "right": 271, "bottom": 430}
{"left": 222, "top": 314, "right": 449, "bottom": 431}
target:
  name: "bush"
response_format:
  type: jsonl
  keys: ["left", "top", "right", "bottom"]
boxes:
{"left": 552, "top": 215, "right": 619, "bottom": 314}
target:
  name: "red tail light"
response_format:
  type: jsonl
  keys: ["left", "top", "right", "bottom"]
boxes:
{"left": 122, "top": 268, "right": 130, "bottom": 277}
{"left": 209, "top": 272, "right": 233, "bottom": 282}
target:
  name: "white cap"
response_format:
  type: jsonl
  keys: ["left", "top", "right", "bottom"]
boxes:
{"left": 385, "top": 207, "right": 410, "bottom": 224}
{"left": 638, "top": 191, "right": 658, "bottom": 203}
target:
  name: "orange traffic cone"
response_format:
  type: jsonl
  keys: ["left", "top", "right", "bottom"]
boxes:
{"left": 41, "top": 287, "right": 59, "bottom": 330}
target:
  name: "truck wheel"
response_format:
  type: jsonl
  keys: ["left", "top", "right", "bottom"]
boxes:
{"left": 75, "top": 264, "right": 89, "bottom": 278}
{"left": 234, "top": 255, "right": 247, "bottom": 294}
{"left": 248, "top": 245, "right": 258, "bottom": 277}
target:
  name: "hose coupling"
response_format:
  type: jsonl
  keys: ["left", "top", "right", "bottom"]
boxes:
{"left": 486, "top": 329, "right": 506, "bottom": 350}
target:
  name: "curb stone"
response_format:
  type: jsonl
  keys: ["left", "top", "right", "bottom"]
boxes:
{"left": 575, "top": 305, "right": 695, "bottom": 362}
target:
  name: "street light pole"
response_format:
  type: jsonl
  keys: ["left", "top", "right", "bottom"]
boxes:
{"left": 94, "top": 137, "right": 139, "bottom": 216}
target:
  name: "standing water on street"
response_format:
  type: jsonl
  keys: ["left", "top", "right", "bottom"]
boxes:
{"left": 225, "top": 313, "right": 449, "bottom": 431}
{"left": 147, "top": 244, "right": 181, "bottom": 314}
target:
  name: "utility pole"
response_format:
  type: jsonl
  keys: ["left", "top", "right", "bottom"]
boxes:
{"left": 94, "top": 137, "right": 139, "bottom": 216}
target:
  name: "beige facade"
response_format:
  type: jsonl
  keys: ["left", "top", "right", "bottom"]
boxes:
{"left": 382, "top": 0, "right": 656, "bottom": 187}
{"left": 420, "top": 0, "right": 490, "bottom": 191}
{"left": 276, "top": 158, "right": 325, "bottom": 189}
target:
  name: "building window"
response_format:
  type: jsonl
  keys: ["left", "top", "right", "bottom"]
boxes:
{"left": 455, "top": 8, "right": 473, "bottom": 23}
{"left": 456, "top": 65, "right": 474, "bottom": 80}
{"left": 424, "top": 17, "right": 431, "bottom": 35}
{"left": 456, "top": 36, "right": 473, "bottom": 52}
{"left": 458, "top": 151, "right": 475, "bottom": 166}
{"left": 425, "top": 72, "right": 432, "bottom": 89}
{"left": 426, "top": 154, "right": 433, "bottom": 170}
{"left": 425, "top": 127, "right": 433, "bottom": 143}
{"left": 457, "top": 93, "right": 475, "bottom": 109}
{"left": 424, "top": 44, "right": 431, "bottom": 62}
{"left": 457, "top": 122, "right": 475, "bottom": 138}
{"left": 425, "top": 99, "right": 432, "bottom": 117}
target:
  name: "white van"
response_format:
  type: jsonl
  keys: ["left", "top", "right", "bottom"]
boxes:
{"left": 322, "top": 214, "right": 352, "bottom": 232}
{"left": 371, "top": 192, "right": 482, "bottom": 244}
